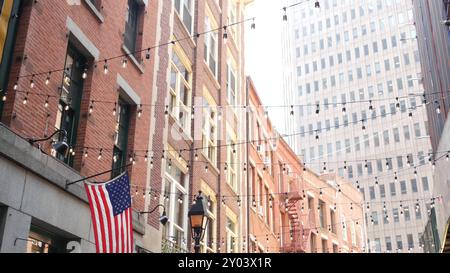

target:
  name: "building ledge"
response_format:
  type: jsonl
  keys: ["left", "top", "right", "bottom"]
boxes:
{"left": 0, "top": 123, "right": 145, "bottom": 234}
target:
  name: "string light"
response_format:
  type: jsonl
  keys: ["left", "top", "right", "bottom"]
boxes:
{"left": 282, "top": 7, "right": 287, "bottom": 21}
{"left": 13, "top": 78, "right": 18, "bottom": 90}
{"left": 2, "top": 91, "right": 7, "bottom": 102}
{"left": 342, "top": 103, "right": 346, "bottom": 113}
{"left": 22, "top": 92, "right": 28, "bottom": 105}
{"left": 97, "top": 148, "right": 103, "bottom": 160}
{"left": 30, "top": 75, "right": 35, "bottom": 88}
{"left": 251, "top": 18, "right": 256, "bottom": 29}
{"left": 89, "top": 101, "right": 94, "bottom": 115}
{"left": 290, "top": 105, "right": 294, "bottom": 115}
{"left": 44, "top": 96, "right": 50, "bottom": 108}
{"left": 103, "top": 60, "right": 109, "bottom": 74}
{"left": 223, "top": 26, "right": 228, "bottom": 44}
{"left": 122, "top": 59, "right": 128, "bottom": 68}
{"left": 45, "top": 73, "right": 51, "bottom": 85}
{"left": 137, "top": 104, "right": 143, "bottom": 118}
{"left": 146, "top": 48, "right": 151, "bottom": 60}
{"left": 82, "top": 68, "right": 88, "bottom": 79}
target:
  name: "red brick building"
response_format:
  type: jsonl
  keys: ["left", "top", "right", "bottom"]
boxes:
{"left": 150, "top": 0, "right": 254, "bottom": 253}
{"left": 246, "top": 77, "right": 366, "bottom": 253}
{"left": 0, "top": 0, "right": 159, "bottom": 252}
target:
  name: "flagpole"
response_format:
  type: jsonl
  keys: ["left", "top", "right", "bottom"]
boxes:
{"left": 65, "top": 163, "right": 133, "bottom": 188}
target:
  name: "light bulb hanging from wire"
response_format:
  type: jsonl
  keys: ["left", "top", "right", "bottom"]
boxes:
{"left": 103, "top": 60, "right": 109, "bottom": 74}
{"left": 30, "top": 75, "right": 35, "bottom": 88}
{"left": 45, "top": 72, "right": 51, "bottom": 85}
{"left": 82, "top": 68, "right": 88, "bottom": 79}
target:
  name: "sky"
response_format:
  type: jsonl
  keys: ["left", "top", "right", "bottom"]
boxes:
{"left": 245, "top": 0, "right": 285, "bottom": 132}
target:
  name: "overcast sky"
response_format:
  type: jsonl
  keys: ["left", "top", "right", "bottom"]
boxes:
{"left": 245, "top": 0, "right": 285, "bottom": 131}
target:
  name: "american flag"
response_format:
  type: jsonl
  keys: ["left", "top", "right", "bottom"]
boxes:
{"left": 84, "top": 172, "right": 134, "bottom": 253}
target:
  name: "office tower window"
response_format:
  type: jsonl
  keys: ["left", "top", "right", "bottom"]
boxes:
{"left": 407, "top": 234, "right": 414, "bottom": 249}
{"left": 379, "top": 184, "right": 386, "bottom": 198}
{"left": 404, "top": 207, "right": 411, "bottom": 222}
{"left": 411, "top": 179, "right": 418, "bottom": 193}
{"left": 422, "top": 177, "right": 429, "bottom": 192}
{"left": 386, "top": 237, "right": 392, "bottom": 252}
{"left": 400, "top": 181, "right": 407, "bottom": 194}
{"left": 369, "top": 186, "right": 375, "bottom": 200}
{"left": 393, "top": 209, "right": 399, "bottom": 223}
{"left": 390, "top": 183, "right": 396, "bottom": 196}
{"left": 396, "top": 235, "right": 403, "bottom": 251}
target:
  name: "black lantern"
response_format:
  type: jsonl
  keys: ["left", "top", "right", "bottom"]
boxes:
{"left": 188, "top": 191, "right": 209, "bottom": 253}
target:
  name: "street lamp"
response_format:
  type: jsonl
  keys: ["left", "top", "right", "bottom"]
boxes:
{"left": 139, "top": 204, "right": 168, "bottom": 225}
{"left": 188, "top": 191, "right": 209, "bottom": 253}
{"left": 28, "top": 129, "right": 69, "bottom": 156}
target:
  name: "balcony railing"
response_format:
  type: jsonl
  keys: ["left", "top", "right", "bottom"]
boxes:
{"left": 161, "top": 238, "right": 189, "bottom": 253}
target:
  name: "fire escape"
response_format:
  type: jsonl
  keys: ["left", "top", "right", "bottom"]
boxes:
{"left": 280, "top": 179, "right": 314, "bottom": 253}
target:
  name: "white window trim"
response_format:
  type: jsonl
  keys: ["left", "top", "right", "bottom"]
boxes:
{"left": 174, "top": 0, "right": 195, "bottom": 34}
{"left": 169, "top": 48, "right": 192, "bottom": 133}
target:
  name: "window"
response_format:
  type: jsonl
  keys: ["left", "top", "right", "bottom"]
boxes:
{"left": 369, "top": 186, "right": 375, "bottom": 200}
{"left": 414, "top": 123, "right": 421, "bottom": 137}
{"left": 411, "top": 179, "right": 418, "bottom": 193}
{"left": 415, "top": 204, "right": 421, "bottom": 220}
{"left": 422, "top": 177, "right": 429, "bottom": 191}
{"left": 386, "top": 237, "right": 392, "bottom": 252}
{"left": 27, "top": 225, "right": 72, "bottom": 253}
{"left": 403, "top": 125, "right": 410, "bottom": 140}
{"left": 169, "top": 48, "right": 192, "bottom": 132}
{"left": 204, "top": 14, "right": 218, "bottom": 77}
{"left": 226, "top": 133, "right": 237, "bottom": 191}
{"left": 400, "top": 181, "right": 407, "bottom": 194}
{"left": 371, "top": 211, "right": 378, "bottom": 225}
{"left": 226, "top": 216, "right": 238, "bottom": 253}
{"left": 390, "top": 183, "right": 396, "bottom": 196}
{"left": 202, "top": 95, "right": 217, "bottom": 166}
{"left": 319, "top": 200, "right": 326, "bottom": 228}
{"left": 87, "top": 0, "right": 102, "bottom": 12}
{"left": 227, "top": 0, "right": 239, "bottom": 44}
{"left": 112, "top": 98, "right": 132, "bottom": 178}
{"left": 396, "top": 235, "right": 403, "bottom": 251}
{"left": 383, "top": 130, "right": 390, "bottom": 145}
{"left": 226, "top": 60, "right": 238, "bottom": 105}
{"left": 380, "top": 184, "right": 386, "bottom": 198}
{"left": 163, "top": 162, "right": 188, "bottom": 251}
{"left": 54, "top": 44, "right": 87, "bottom": 167}
{"left": 393, "top": 209, "right": 399, "bottom": 223}
{"left": 175, "top": 0, "right": 194, "bottom": 34}
{"left": 407, "top": 234, "right": 414, "bottom": 250}
{"left": 342, "top": 215, "right": 348, "bottom": 240}
{"left": 330, "top": 209, "right": 337, "bottom": 233}
{"left": 124, "top": 0, "right": 143, "bottom": 54}
{"left": 404, "top": 207, "right": 411, "bottom": 222}
{"left": 322, "top": 239, "right": 328, "bottom": 253}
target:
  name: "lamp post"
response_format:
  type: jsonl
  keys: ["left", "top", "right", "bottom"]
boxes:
{"left": 139, "top": 204, "right": 168, "bottom": 225}
{"left": 188, "top": 191, "right": 209, "bottom": 253}
{"left": 28, "top": 129, "right": 69, "bottom": 156}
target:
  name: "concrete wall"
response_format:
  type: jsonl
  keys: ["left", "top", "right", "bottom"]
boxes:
{"left": 0, "top": 124, "right": 146, "bottom": 253}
